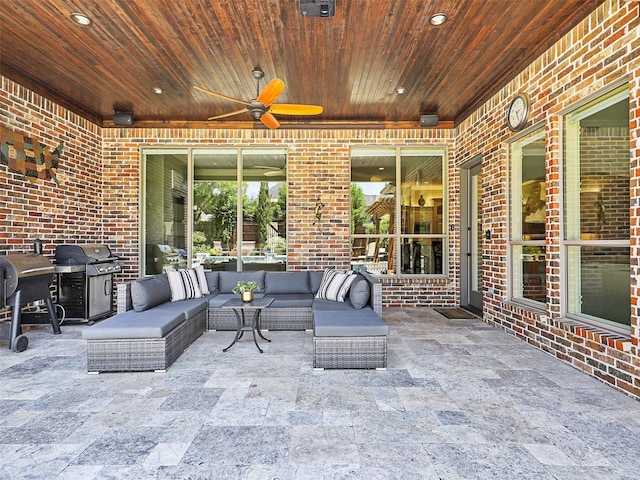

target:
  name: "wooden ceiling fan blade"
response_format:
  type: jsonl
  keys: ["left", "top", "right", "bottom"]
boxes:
{"left": 256, "top": 78, "right": 285, "bottom": 106}
{"left": 260, "top": 112, "right": 280, "bottom": 129}
{"left": 207, "top": 108, "right": 248, "bottom": 120}
{"left": 269, "top": 104, "right": 324, "bottom": 115}
{"left": 193, "top": 85, "right": 252, "bottom": 107}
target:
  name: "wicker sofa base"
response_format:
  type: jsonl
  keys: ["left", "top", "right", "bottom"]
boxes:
{"left": 313, "top": 335, "right": 387, "bottom": 369}
{"left": 208, "top": 306, "right": 313, "bottom": 331}
{"left": 86, "top": 309, "right": 207, "bottom": 373}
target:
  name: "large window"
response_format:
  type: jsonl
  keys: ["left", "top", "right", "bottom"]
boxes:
{"left": 142, "top": 148, "right": 287, "bottom": 274}
{"left": 563, "top": 85, "right": 630, "bottom": 331}
{"left": 351, "top": 147, "right": 446, "bottom": 276}
{"left": 510, "top": 129, "right": 546, "bottom": 306}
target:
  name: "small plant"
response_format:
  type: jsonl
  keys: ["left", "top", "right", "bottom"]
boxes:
{"left": 232, "top": 280, "right": 260, "bottom": 294}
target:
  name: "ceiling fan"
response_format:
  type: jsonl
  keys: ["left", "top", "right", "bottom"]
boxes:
{"left": 194, "top": 69, "right": 323, "bottom": 129}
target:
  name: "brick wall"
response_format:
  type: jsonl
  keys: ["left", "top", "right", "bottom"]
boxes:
{"left": 101, "top": 129, "right": 457, "bottom": 309}
{"left": 0, "top": 77, "right": 103, "bottom": 323}
{"left": 455, "top": 0, "right": 640, "bottom": 398}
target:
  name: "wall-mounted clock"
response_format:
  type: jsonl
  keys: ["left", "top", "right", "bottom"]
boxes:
{"left": 507, "top": 93, "right": 530, "bottom": 131}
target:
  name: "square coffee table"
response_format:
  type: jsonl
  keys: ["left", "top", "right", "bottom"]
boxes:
{"left": 220, "top": 297, "right": 274, "bottom": 353}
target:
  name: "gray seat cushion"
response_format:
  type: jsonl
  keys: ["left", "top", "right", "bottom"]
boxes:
{"left": 312, "top": 298, "right": 369, "bottom": 312}
{"left": 265, "top": 271, "right": 311, "bottom": 294}
{"left": 268, "top": 293, "right": 314, "bottom": 308}
{"left": 313, "top": 309, "right": 389, "bottom": 337}
{"left": 82, "top": 309, "right": 185, "bottom": 340}
{"left": 152, "top": 297, "right": 207, "bottom": 319}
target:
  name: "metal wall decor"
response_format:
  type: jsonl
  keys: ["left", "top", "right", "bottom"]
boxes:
{"left": 0, "top": 126, "right": 62, "bottom": 184}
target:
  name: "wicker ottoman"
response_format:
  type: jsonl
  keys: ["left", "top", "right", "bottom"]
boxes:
{"left": 313, "top": 309, "right": 388, "bottom": 369}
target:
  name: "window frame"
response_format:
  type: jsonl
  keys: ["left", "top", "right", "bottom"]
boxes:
{"left": 350, "top": 146, "right": 448, "bottom": 277}
{"left": 560, "top": 83, "right": 630, "bottom": 333}
{"left": 508, "top": 127, "right": 547, "bottom": 308}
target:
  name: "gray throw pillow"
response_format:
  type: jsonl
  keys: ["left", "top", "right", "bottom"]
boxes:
{"left": 205, "top": 271, "right": 219, "bottom": 293}
{"left": 131, "top": 274, "right": 171, "bottom": 312}
{"left": 348, "top": 275, "right": 370, "bottom": 309}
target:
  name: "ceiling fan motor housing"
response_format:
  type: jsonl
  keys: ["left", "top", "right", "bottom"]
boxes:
{"left": 249, "top": 100, "right": 267, "bottom": 119}
{"left": 299, "top": 0, "right": 335, "bottom": 18}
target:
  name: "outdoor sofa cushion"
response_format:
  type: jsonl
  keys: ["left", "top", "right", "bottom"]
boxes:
{"left": 312, "top": 298, "right": 372, "bottom": 312}
{"left": 130, "top": 273, "right": 171, "bottom": 312}
{"left": 205, "top": 271, "right": 219, "bottom": 293}
{"left": 268, "top": 293, "right": 314, "bottom": 308}
{"left": 264, "top": 271, "right": 311, "bottom": 294}
{"left": 348, "top": 275, "right": 370, "bottom": 309}
{"left": 218, "top": 271, "right": 266, "bottom": 293}
{"left": 313, "top": 309, "right": 389, "bottom": 337}
{"left": 82, "top": 309, "right": 185, "bottom": 340}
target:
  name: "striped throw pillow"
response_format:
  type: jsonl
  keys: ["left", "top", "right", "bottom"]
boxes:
{"left": 193, "top": 265, "right": 210, "bottom": 295}
{"left": 167, "top": 268, "right": 202, "bottom": 302}
{"left": 315, "top": 269, "right": 356, "bottom": 302}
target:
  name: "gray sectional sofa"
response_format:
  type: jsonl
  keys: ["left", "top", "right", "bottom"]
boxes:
{"left": 82, "top": 269, "right": 387, "bottom": 373}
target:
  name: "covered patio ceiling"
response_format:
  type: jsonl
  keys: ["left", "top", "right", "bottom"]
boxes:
{"left": 0, "top": 0, "right": 604, "bottom": 128}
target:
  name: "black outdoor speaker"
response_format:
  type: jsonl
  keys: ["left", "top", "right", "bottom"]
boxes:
{"left": 420, "top": 114, "right": 439, "bottom": 127}
{"left": 113, "top": 112, "right": 133, "bottom": 126}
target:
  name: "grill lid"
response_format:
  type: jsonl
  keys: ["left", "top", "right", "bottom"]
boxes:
{"left": 55, "top": 244, "right": 118, "bottom": 265}
{"left": 0, "top": 254, "right": 54, "bottom": 298}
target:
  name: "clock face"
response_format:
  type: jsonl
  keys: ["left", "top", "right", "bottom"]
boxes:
{"left": 508, "top": 94, "right": 529, "bottom": 131}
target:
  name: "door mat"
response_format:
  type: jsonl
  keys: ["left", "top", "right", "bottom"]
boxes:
{"left": 434, "top": 308, "right": 478, "bottom": 319}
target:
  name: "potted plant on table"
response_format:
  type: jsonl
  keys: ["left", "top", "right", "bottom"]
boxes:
{"left": 232, "top": 280, "right": 260, "bottom": 302}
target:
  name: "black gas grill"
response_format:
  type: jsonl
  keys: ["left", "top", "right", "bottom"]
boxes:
{"left": 0, "top": 253, "right": 61, "bottom": 352}
{"left": 55, "top": 244, "right": 121, "bottom": 323}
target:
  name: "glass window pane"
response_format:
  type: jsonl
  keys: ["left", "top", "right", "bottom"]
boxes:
{"left": 400, "top": 151, "right": 444, "bottom": 235}
{"left": 241, "top": 149, "right": 287, "bottom": 271}
{"left": 142, "top": 151, "right": 189, "bottom": 275}
{"left": 400, "top": 237, "right": 443, "bottom": 274}
{"left": 565, "top": 90, "right": 630, "bottom": 241}
{"left": 511, "top": 246, "right": 546, "bottom": 303}
{"left": 567, "top": 246, "right": 630, "bottom": 328}
{"left": 350, "top": 148, "right": 395, "bottom": 274}
{"left": 193, "top": 149, "right": 237, "bottom": 270}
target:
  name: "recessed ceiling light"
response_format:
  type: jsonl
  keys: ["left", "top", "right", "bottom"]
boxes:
{"left": 70, "top": 13, "right": 91, "bottom": 25}
{"left": 395, "top": 87, "right": 406, "bottom": 94}
{"left": 429, "top": 13, "right": 448, "bottom": 26}
{"left": 152, "top": 87, "right": 164, "bottom": 94}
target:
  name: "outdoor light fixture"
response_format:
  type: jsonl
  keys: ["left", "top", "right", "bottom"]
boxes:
{"left": 70, "top": 13, "right": 91, "bottom": 25}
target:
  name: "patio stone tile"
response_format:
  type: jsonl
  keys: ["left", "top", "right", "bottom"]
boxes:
{"left": 288, "top": 425, "right": 358, "bottom": 465}
{"left": 424, "top": 442, "right": 555, "bottom": 480}
{"left": 181, "top": 425, "right": 290, "bottom": 466}
{"left": 357, "top": 442, "right": 439, "bottom": 480}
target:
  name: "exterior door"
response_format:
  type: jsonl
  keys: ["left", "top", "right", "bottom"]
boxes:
{"left": 461, "top": 160, "right": 483, "bottom": 311}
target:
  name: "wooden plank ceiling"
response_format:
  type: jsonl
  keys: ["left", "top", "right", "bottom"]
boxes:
{"left": 0, "top": 0, "right": 604, "bottom": 129}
